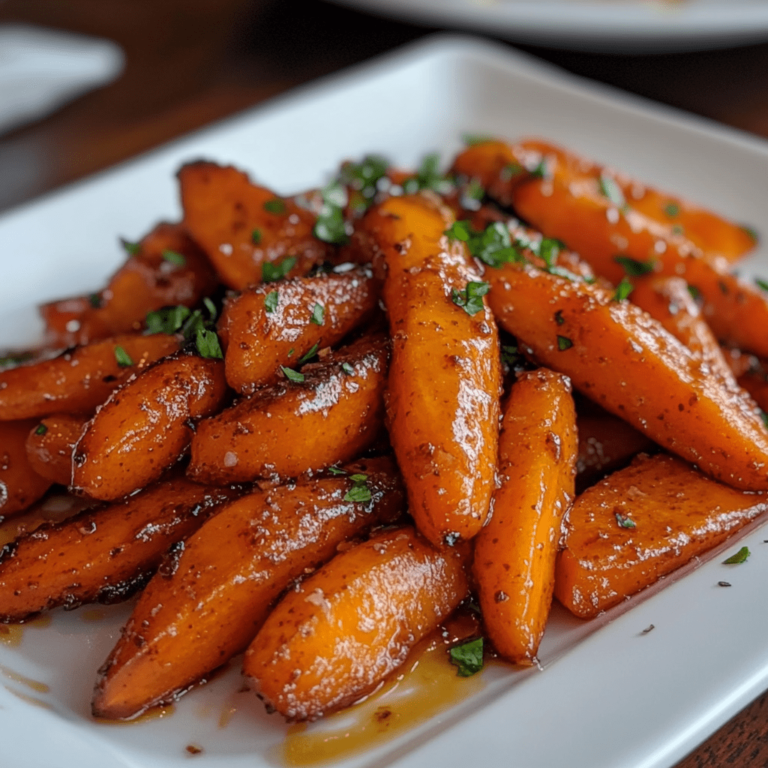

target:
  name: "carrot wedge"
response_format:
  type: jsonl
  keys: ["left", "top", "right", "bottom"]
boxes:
{"left": 485, "top": 262, "right": 768, "bottom": 491}
{"left": 244, "top": 525, "right": 469, "bottom": 721}
{"left": 39, "top": 222, "right": 217, "bottom": 347}
{"left": 473, "top": 369, "right": 577, "bottom": 665}
{"left": 179, "top": 162, "right": 331, "bottom": 290}
{"left": 358, "top": 193, "right": 501, "bottom": 546}
{"left": 92, "top": 457, "right": 404, "bottom": 720}
{"left": 187, "top": 333, "right": 388, "bottom": 485}
{"left": 219, "top": 266, "right": 379, "bottom": 394}
{"left": 0, "top": 420, "right": 53, "bottom": 517}
{"left": 0, "top": 333, "right": 180, "bottom": 421}
{"left": 555, "top": 453, "right": 768, "bottom": 618}
{"left": 25, "top": 414, "right": 88, "bottom": 486}
{"left": 73, "top": 353, "right": 229, "bottom": 501}
{"left": 0, "top": 477, "right": 238, "bottom": 622}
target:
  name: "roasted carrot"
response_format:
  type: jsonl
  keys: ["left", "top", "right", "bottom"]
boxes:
{"left": 25, "top": 414, "right": 88, "bottom": 486}
{"left": 556, "top": 453, "right": 768, "bottom": 618}
{"left": 474, "top": 369, "right": 577, "bottom": 665}
{"left": 357, "top": 193, "right": 501, "bottom": 546}
{"left": 92, "top": 458, "right": 404, "bottom": 720}
{"left": 0, "top": 420, "right": 53, "bottom": 517}
{"left": 244, "top": 525, "right": 469, "bottom": 721}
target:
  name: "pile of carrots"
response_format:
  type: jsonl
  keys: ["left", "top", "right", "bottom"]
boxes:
{"left": 1, "top": 136, "right": 767, "bottom": 724}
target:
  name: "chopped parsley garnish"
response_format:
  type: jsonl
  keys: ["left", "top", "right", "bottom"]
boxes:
{"left": 557, "top": 335, "right": 573, "bottom": 351}
{"left": 615, "top": 511, "right": 636, "bottom": 529}
{"left": 251, "top": 228, "right": 262, "bottom": 245}
{"left": 460, "top": 178, "right": 485, "bottom": 211}
{"left": 537, "top": 238, "right": 562, "bottom": 269}
{"left": 529, "top": 160, "right": 549, "bottom": 180}
{"left": 264, "top": 290, "right": 279, "bottom": 313}
{"left": 451, "top": 281, "right": 489, "bottom": 316}
{"left": 328, "top": 466, "right": 347, "bottom": 476}
{"left": 298, "top": 343, "right": 320, "bottom": 365}
{"left": 760, "top": 410, "right": 768, "bottom": 429}
{"left": 402, "top": 153, "right": 453, "bottom": 196}
{"left": 461, "top": 133, "right": 494, "bottom": 146}
{"left": 614, "top": 255, "right": 655, "bottom": 277}
{"left": 723, "top": 546, "right": 750, "bottom": 564}
{"left": 598, "top": 175, "right": 627, "bottom": 210}
{"left": 663, "top": 201, "right": 680, "bottom": 218}
{"left": 0, "top": 352, "right": 34, "bottom": 368}
{"left": 114, "top": 345, "right": 134, "bottom": 367}
{"left": 687, "top": 285, "right": 701, "bottom": 301}
{"left": 755, "top": 278, "right": 768, "bottom": 293}
{"left": 263, "top": 198, "right": 287, "bottom": 215}
{"left": 121, "top": 238, "right": 141, "bottom": 256}
{"left": 445, "top": 221, "right": 522, "bottom": 269}
{"left": 145, "top": 305, "right": 192, "bottom": 335}
{"left": 313, "top": 180, "right": 350, "bottom": 245}
{"left": 310, "top": 303, "right": 325, "bottom": 326}
{"left": 500, "top": 162, "right": 523, "bottom": 181}
{"left": 344, "top": 473, "right": 371, "bottom": 503}
{"left": 341, "top": 362, "right": 354, "bottom": 375}
{"left": 89, "top": 293, "right": 102, "bottom": 308}
{"left": 195, "top": 328, "right": 223, "bottom": 359}
{"left": 262, "top": 256, "right": 297, "bottom": 283}
{"left": 339, "top": 155, "right": 389, "bottom": 212}
{"left": 281, "top": 366, "right": 305, "bottom": 383}
{"left": 501, "top": 344, "right": 520, "bottom": 367}
{"left": 162, "top": 249, "right": 186, "bottom": 266}
{"left": 554, "top": 310, "right": 565, "bottom": 325}
{"left": 740, "top": 225, "right": 758, "bottom": 243}
{"left": 449, "top": 637, "right": 484, "bottom": 677}
{"left": 35, "top": 423, "right": 48, "bottom": 436}
{"left": 203, "top": 297, "right": 217, "bottom": 321}
{"left": 613, "top": 277, "right": 634, "bottom": 302}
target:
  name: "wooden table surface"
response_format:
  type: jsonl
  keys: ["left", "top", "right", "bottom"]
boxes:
{"left": 1, "top": 0, "right": 768, "bottom": 764}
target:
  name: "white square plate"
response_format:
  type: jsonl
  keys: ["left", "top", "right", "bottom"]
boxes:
{"left": 1, "top": 34, "right": 768, "bottom": 768}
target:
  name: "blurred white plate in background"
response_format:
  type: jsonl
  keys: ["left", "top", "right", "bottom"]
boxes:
{"left": 327, "top": 0, "right": 768, "bottom": 52}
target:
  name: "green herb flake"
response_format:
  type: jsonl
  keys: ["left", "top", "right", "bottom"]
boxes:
{"left": 35, "top": 423, "right": 48, "bottom": 436}
{"left": 501, "top": 345, "right": 520, "bottom": 367}
{"left": 263, "top": 198, "right": 287, "bottom": 215}
{"left": 145, "top": 305, "right": 192, "bottom": 335}
{"left": 688, "top": 285, "right": 702, "bottom": 301}
{"left": 310, "top": 303, "right": 325, "bottom": 326}
{"left": 203, "top": 297, "right": 217, "bottom": 321}
{"left": 598, "top": 175, "right": 627, "bottom": 210}
{"left": 298, "top": 343, "right": 320, "bottom": 365}
{"left": 444, "top": 221, "right": 473, "bottom": 243}
{"left": 554, "top": 310, "right": 565, "bottom": 326}
{"left": 614, "top": 255, "right": 655, "bottom": 277}
{"left": 313, "top": 180, "right": 350, "bottom": 245}
{"left": 281, "top": 366, "right": 305, "bottom": 383}
{"left": 723, "top": 546, "right": 750, "bottom": 564}
{"left": 262, "top": 256, "right": 297, "bottom": 283}
{"left": 557, "top": 335, "right": 573, "bottom": 351}
{"left": 450, "top": 221, "right": 523, "bottom": 269}
{"left": 341, "top": 362, "right": 354, "bottom": 375}
{"left": 402, "top": 153, "right": 454, "bottom": 196}
{"left": 529, "top": 159, "right": 549, "bottom": 180}
{"left": 755, "top": 278, "right": 768, "bottom": 293}
{"left": 663, "top": 201, "right": 680, "bottom": 218}
{"left": 449, "top": 637, "right": 484, "bottom": 677}
{"left": 0, "top": 352, "right": 34, "bottom": 369}
{"left": 88, "top": 293, "right": 102, "bottom": 309}
{"left": 740, "top": 225, "right": 759, "bottom": 243}
{"left": 114, "top": 345, "right": 134, "bottom": 368}
{"left": 121, "top": 239, "right": 141, "bottom": 256}
{"left": 613, "top": 277, "right": 635, "bottom": 302}
{"left": 162, "top": 249, "right": 187, "bottom": 267}
{"left": 264, "top": 290, "right": 279, "bottom": 313}
{"left": 339, "top": 155, "right": 389, "bottom": 210}
{"left": 344, "top": 473, "right": 371, "bottom": 503}
{"left": 760, "top": 410, "right": 768, "bottom": 429}
{"left": 615, "top": 511, "right": 636, "bottom": 529}
{"left": 251, "top": 228, "right": 262, "bottom": 245}
{"left": 672, "top": 224, "right": 685, "bottom": 236}
{"left": 500, "top": 162, "right": 523, "bottom": 182}
{"left": 451, "top": 281, "right": 490, "bottom": 316}
{"left": 328, "top": 466, "right": 347, "bottom": 476}
{"left": 195, "top": 328, "right": 223, "bottom": 360}
{"left": 462, "top": 133, "right": 494, "bottom": 146}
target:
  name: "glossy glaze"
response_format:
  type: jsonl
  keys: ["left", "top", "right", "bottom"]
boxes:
{"left": 25, "top": 413, "right": 88, "bottom": 486}
{"left": 93, "top": 457, "right": 404, "bottom": 720}
{"left": 0, "top": 419, "right": 52, "bottom": 516}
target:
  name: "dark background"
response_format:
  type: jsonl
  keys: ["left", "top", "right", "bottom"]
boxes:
{"left": 1, "top": 1, "right": 768, "bottom": 764}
